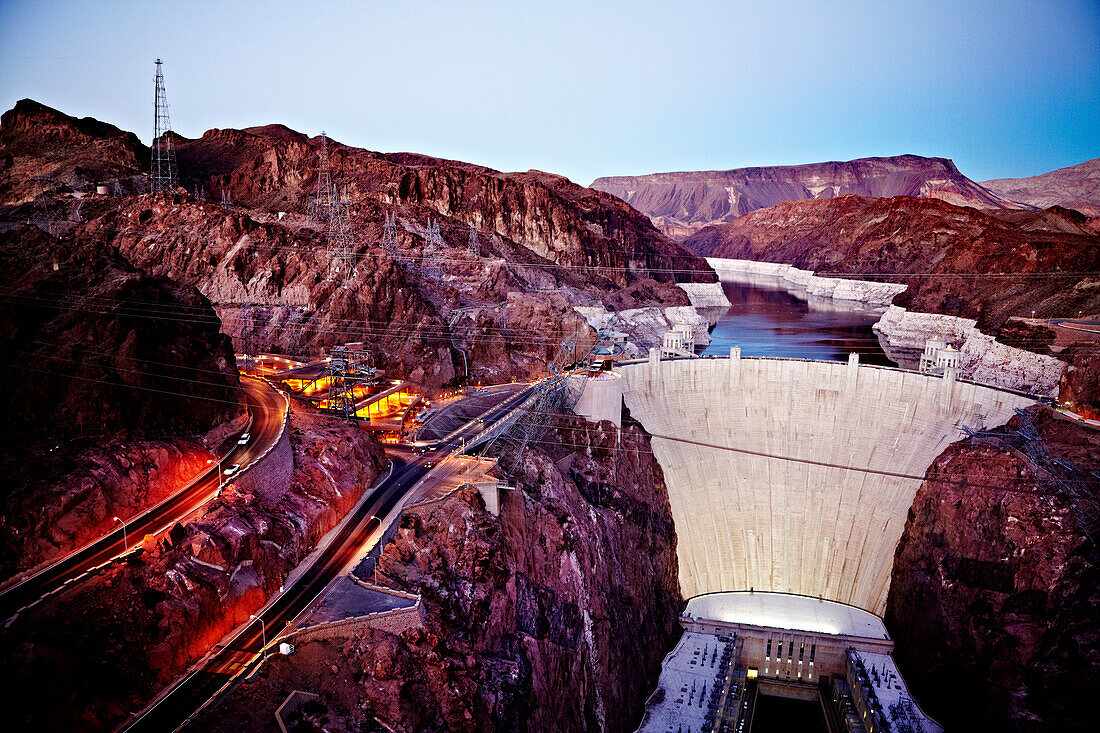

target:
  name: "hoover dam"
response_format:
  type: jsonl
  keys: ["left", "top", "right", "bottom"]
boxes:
{"left": 585, "top": 350, "right": 1036, "bottom": 615}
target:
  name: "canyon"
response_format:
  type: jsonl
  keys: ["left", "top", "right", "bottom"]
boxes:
{"left": 195, "top": 414, "right": 682, "bottom": 733}
{"left": 2, "top": 93, "right": 1098, "bottom": 733}
{"left": 0, "top": 224, "right": 244, "bottom": 579}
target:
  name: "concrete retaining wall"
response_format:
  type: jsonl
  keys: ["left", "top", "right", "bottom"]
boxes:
{"left": 231, "top": 412, "right": 294, "bottom": 502}
{"left": 286, "top": 602, "right": 424, "bottom": 643}
{"left": 618, "top": 354, "right": 1035, "bottom": 614}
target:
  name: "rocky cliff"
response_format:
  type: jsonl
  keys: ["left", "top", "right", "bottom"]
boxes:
{"left": 592, "top": 155, "right": 1020, "bottom": 238}
{"left": 198, "top": 411, "right": 683, "bottom": 732}
{"left": 0, "top": 224, "right": 245, "bottom": 579}
{"left": 982, "top": 158, "right": 1100, "bottom": 217}
{"left": 684, "top": 195, "right": 1100, "bottom": 335}
{"left": 885, "top": 409, "right": 1100, "bottom": 731}
{"left": 1, "top": 404, "right": 387, "bottom": 731}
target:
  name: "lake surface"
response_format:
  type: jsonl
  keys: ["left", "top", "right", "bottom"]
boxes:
{"left": 701, "top": 275, "right": 897, "bottom": 366}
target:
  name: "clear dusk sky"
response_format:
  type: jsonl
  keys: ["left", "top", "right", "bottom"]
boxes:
{"left": 1, "top": 0, "right": 1097, "bottom": 185}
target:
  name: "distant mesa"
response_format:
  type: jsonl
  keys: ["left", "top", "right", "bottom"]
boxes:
{"left": 981, "top": 157, "right": 1100, "bottom": 217}
{"left": 591, "top": 154, "right": 1027, "bottom": 239}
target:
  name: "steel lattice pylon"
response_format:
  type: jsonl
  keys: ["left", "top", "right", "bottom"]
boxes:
{"left": 150, "top": 59, "right": 178, "bottom": 193}
{"left": 420, "top": 218, "right": 444, "bottom": 279}
{"left": 483, "top": 331, "right": 583, "bottom": 476}
{"left": 381, "top": 211, "right": 400, "bottom": 259}
{"left": 320, "top": 345, "right": 377, "bottom": 421}
{"left": 468, "top": 224, "right": 479, "bottom": 256}
{"left": 307, "top": 134, "right": 357, "bottom": 284}
{"left": 328, "top": 186, "right": 357, "bottom": 284}
{"left": 307, "top": 133, "right": 337, "bottom": 222}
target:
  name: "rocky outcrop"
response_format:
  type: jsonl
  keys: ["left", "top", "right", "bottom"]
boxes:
{"left": 0, "top": 99, "right": 717, "bottom": 389}
{"left": 574, "top": 304, "right": 713, "bottom": 357}
{"left": 982, "top": 158, "right": 1100, "bottom": 217}
{"left": 592, "top": 155, "right": 1020, "bottom": 238}
{"left": 0, "top": 224, "right": 245, "bottom": 578}
{"left": 873, "top": 306, "right": 1066, "bottom": 395}
{"left": 0, "top": 99, "right": 148, "bottom": 204}
{"left": 1, "top": 405, "right": 387, "bottom": 731}
{"left": 198, "top": 412, "right": 683, "bottom": 732}
{"left": 0, "top": 439, "right": 216, "bottom": 582}
{"left": 886, "top": 409, "right": 1100, "bottom": 731}
{"left": 0, "top": 225, "right": 243, "bottom": 442}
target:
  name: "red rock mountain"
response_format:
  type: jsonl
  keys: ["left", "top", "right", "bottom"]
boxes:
{"left": 591, "top": 155, "right": 1023, "bottom": 238}
{"left": 982, "top": 158, "right": 1100, "bottom": 217}
{"left": 683, "top": 195, "right": 1100, "bottom": 334}
{"left": 0, "top": 100, "right": 714, "bottom": 390}
{"left": 0, "top": 99, "right": 148, "bottom": 203}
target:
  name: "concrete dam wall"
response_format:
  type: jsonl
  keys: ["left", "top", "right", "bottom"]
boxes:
{"left": 617, "top": 353, "right": 1035, "bottom": 614}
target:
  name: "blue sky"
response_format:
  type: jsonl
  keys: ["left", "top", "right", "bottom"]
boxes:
{"left": 1, "top": 0, "right": 1097, "bottom": 184}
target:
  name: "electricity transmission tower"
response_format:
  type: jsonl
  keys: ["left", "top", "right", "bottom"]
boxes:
{"left": 150, "top": 59, "right": 178, "bottom": 193}
{"left": 220, "top": 189, "right": 232, "bottom": 208}
{"left": 307, "top": 132, "right": 337, "bottom": 222}
{"left": 381, "top": 211, "right": 400, "bottom": 258}
{"left": 468, "top": 224, "right": 479, "bottom": 256}
{"left": 484, "top": 331, "right": 582, "bottom": 475}
{"left": 307, "top": 133, "right": 357, "bottom": 284}
{"left": 323, "top": 345, "right": 377, "bottom": 421}
{"left": 421, "top": 218, "right": 444, "bottom": 279}
{"left": 328, "top": 186, "right": 357, "bottom": 284}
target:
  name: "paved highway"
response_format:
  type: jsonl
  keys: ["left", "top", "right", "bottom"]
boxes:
{"left": 124, "top": 382, "right": 537, "bottom": 732}
{"left": 0, "top": 377, "right": 286, "bottom": 622}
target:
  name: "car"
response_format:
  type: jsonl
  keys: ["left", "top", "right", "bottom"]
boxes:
{"left": 424, "top": 461, "right": 436, "bottom": 469}
{"left": 223, "top": 464, "right": 241, "bottom": 477}
{"left": 237, "top": 432, "right": 251, "bottom": 446}
{"left": 412, "top": 445, "right": 430, "bottom": 454}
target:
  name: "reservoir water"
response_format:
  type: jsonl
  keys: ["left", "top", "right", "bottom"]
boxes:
{"left": 701, "top": 275, "right": 897, "bottom": 366}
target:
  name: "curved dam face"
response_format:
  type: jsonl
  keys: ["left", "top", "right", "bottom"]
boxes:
{"left": 617, "top": 353, "right": 1035, "bottom": 614}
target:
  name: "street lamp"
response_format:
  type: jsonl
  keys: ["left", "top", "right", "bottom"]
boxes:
{"left": 250, "top": 614, "right": 267, "bottom": 658}
{"left": 113, "top": 516, "right": 128, "bottom": 552}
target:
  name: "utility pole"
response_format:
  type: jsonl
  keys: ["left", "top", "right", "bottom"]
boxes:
{"left": 113, "top": 516, "right": 128, "bottom": 552}
{"left": 250, "top": 614, "right": 268, "bottom": 659}
{"left": 150, "top": 59, "right": 178, "bottom": 193}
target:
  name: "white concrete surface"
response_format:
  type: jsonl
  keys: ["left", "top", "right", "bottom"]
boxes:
{"left": 686, "top": 591, "right": 887, "bottom": 640}
{"left": 707, "top": 258, "right": 907, "bottom": 307}
{"left": 573, "top": 371, "right": 624, "bottom": 427}
{"left": 875, "top": 305, "right": 1065, "bottom": 395}
{"left": 619, "top": 355, "right": 1035, "bottom": 614}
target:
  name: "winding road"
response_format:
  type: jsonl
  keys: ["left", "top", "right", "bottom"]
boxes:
{"left": 0, "top": 377, "right": 287, "bottom": 622}
{"left": 124, "top": 382, "right": 537, "bottom": 732}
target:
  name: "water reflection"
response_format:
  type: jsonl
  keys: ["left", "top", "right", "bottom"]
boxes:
{"left": 702, "top": 275, "right": 897, "bottom": 366}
